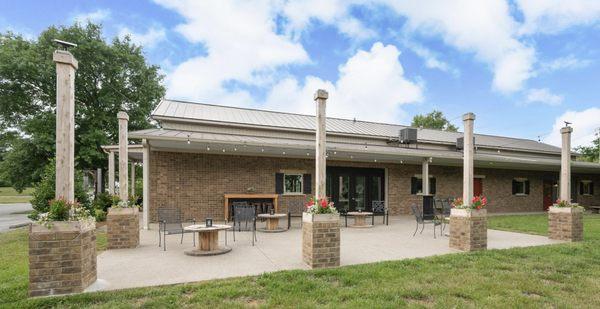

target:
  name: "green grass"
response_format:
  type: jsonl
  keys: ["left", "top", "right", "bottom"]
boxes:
{"left": 1, "top": 215, "right": 599, "bottom": 308}
{"left": 0, "top": 187, "right": 33, "bottom": 204}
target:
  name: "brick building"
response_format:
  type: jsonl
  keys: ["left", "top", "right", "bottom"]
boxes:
{"left": 121, "top": 99, "right": 599, "bottom": 228}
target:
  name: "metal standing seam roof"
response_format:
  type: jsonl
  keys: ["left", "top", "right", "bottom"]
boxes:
{"left": 151, "top": 99, "right": 562, "bottom": 154}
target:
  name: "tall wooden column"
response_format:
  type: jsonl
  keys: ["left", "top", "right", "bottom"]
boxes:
{"left": 462, "top": 113, "right": 475, "bottom": 204}
{"left": 130, "top": 162, "right": 136, "bottom": 197}
{"left": 108, "top": 151, "right": 115, "bottom": 194}
{"left": 53, "top": 50, "right": 78, "bottom": 202}
{"left": 142, "top": 139, "right": 150, "bottom": 230}
{"left": 560, "top": 126, "right": 573, "bottom": 201}
{"left": 314, "top": 89, "right": 328, "bottom": 198}
{"left": 118, "top": 112, "right": 129, "bottom": 202}
{"left": 422, "top": 158, "right": 430, "bottom": 195}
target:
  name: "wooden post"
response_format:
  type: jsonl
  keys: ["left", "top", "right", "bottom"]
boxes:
{"left": 314, "top": 89, "right": 328, "bottom": 198}
{"left": 108, "top": 151, "right": 115, "bottom": 195}
{"left": 96, "top": 168, "right": 103, "bottom": 195}
{"left": 53, "top": 50, "right": 78, "bottom": 202}
{"left": 142, "top": 139, "right": 150, "bottom": 230}
{"left": 118, "top": 111, "right": 129, "bottom": 202}
{"left": 130, "top": 162, "right": 136, "bottom": 197}
{"left": 560, "top": 126, "right": 573, "bottom": 201}
{"left": 462, "top": 113, "right": 475, "bottom": 204}
{"left": 422, "top": 158, "right": 430, "bottom": 195}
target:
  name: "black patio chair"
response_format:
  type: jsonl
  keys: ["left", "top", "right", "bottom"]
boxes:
{"left": 410, "top": 203, "right": 441, "bottom": 239}
{"left": 158, "top": 208, "right": 195, "bottom": 251}
{"left": 287, "top": 200, "right": 304, "bottom": 229}
{"left": 440, "top": 198, "right": 452, "bottom": 233}
{"left": 371, "top": 200, "right": 389, "bottom": 225}
{"left": 232, "top": 204, "right": 257, "bottom": 246}
{"left": 339, "top": 203, "right": 350, "bottom": 227}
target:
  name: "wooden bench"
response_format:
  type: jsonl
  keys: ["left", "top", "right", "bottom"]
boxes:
{"left": 589, "top": 206, "right": 600, "bottom": 214}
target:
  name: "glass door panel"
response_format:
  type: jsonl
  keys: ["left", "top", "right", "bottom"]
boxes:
{"left": 353, "top": 176, "right": 366, "bottom": 211}
{"left": 338, "top": 176, "right": 350, "bottom": 212}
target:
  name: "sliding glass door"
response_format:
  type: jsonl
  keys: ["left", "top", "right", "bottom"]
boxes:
{"left": 326, "top": 167, "right": 385, "bottom": 212}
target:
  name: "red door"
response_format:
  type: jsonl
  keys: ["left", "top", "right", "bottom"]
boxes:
{"left": 543, "top": 180, "right": 554, "bottom": 211}
{"left": 474, "top": 178, "right": 483, "bottom": 197}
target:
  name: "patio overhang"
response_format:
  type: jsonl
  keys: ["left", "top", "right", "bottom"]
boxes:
{"left": 129, "top": 128, "right": 600, "bottom": 174}
{"left": 101, "top": 144, "right": 144, "bottom": 162}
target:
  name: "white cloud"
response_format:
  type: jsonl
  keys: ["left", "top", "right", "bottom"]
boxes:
{"left": 539, "top": 55, "right": 593, "bottom": 73}
{"left": 524, "top": 88, "right": 563, "bottom": 106}
{"left": 118, "top": 26, "right": 167, "bottom": 49}
{"left": 153, "top": 0, "right": 309, "bottom": 104}
{"left": 380, "top": 0, "right": 535, "bottom": 94}
{"left": 264, "top": 43, "right": 423, "bottom": 123}
{"left": 544, "top": 107, "right": 600, "bottom": 147}
{"left": 516, "top": 0, "right": 600, "bottom": 34}
{"left": 72, "top": 9, "right": 111, "bottom": 24}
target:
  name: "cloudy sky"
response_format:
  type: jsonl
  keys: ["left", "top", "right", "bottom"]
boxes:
{"left": 2, "top": 0, "right": 599, "bottom": 147}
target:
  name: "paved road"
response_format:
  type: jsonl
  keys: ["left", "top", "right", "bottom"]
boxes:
{"left": 0, "top": 203, "right": 33, "bottom": 232}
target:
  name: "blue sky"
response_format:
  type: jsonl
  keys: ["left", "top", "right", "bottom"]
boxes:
{"left": 1, "top": 0, "right": 599, "bottom": 147}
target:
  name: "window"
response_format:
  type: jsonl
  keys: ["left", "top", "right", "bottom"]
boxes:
{"left": 512, "top": 178, "right": 530, "bottom": 195}
{"left": 411, "top": 176, "right": 436, "bottom": 195}
{"left": 580, "top": 181, "right": 594, "bottom": 196}
{"left": 284, "top": 174, "right": 303, "bottom": 194}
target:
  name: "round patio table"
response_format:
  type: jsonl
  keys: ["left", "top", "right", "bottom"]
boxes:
{"left": 183, "top": 224, "right": 232, "bottom": 256}
{"left": 257, "top": 213, "right": 287, "bottom": 233}
{"left": 347, "top": 211, "right": 374, "bottom": 228}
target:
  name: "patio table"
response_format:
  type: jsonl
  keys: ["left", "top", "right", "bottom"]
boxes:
{"left": 257, "top": 213, "right": 287, "bottom": 232}
{"left": 347, "top": 211, "right": 374, "bottom": 228}
{"left": 183, "top": 224, "right": 232, "bottom": 256}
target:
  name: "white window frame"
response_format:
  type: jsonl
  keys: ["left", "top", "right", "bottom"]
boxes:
{"left": 514, "top": 178, "right": 528, "bottom": 196}
{"left": 284, "top": 173, "right": 303, "bottom": 195}
{"left": 581, "top": 180, "right": 593, "bottom": 196}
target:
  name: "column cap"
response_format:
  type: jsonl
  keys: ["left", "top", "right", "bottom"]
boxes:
{"left": 560, "top": 126, "right": 573, "bottom": 134}
{"left": 117, "top": 111, "right": 129, "bottom": 121}
{"left": 314, "top": 89, "right": 329, "bottom": 100}
{"left": 53, "top": 50, "right": 78, "bottom": 70}
{"left": 462, "top": 112, "right": 476, "bottom": 121}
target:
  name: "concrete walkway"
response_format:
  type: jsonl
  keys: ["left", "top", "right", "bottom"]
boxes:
{"left": 0, "top": 203, "right": 32, "bottom": 232}
{"left": 92, "top": 216, "right": 561, "bottom": 291}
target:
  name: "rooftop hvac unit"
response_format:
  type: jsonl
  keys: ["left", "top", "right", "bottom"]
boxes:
{"left": 399, "top": 128, "right": 418, "bottom": 144}
{"left": 456, "top": 137, "right": 476, "bottom": 150}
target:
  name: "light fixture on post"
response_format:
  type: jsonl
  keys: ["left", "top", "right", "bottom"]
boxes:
{"left": 187, "top": 134, "right": 191, "bottom": 145}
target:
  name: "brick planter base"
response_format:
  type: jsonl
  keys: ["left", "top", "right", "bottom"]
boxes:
{"left": 107, "top": 207, "right": 140, "bottom": 249}
{"left": 548, "top": 206, "right": 583, "bottom": 242}
{"left": 302, "top": 213, "right": 340, "bottom": 268}
{"left": 449, "top": 209, "right": 487, "bottom": 251}
{"left": 29, "top": 221, "right": 96, "bottom": 297}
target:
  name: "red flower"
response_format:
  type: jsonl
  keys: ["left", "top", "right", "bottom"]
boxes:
{"left": 320, "top": 199, "right": 328, "bottom": 208}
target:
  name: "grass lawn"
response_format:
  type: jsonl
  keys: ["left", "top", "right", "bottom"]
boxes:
{"left": 1, "top": 215, "right": 599, "bottom": 308}
{"left": 0, "top": 187, "right": 33, "bottom": 204}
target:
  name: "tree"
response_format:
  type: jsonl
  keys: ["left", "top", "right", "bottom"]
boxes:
{"left": 0, "top": 23, "right": 165, "bottom": 191}
{"left": 575, "top": 135, "right": 600, "bottom": 163}
{"left": 411, "top": 110, "right": 458, "bottom": 132}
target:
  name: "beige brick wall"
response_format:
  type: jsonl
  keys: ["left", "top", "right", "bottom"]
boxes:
{"left": 107, "top": 208, "right": 140, "bottom": 249}
{"left": 548, "top": 209, "right": 583, "bottom": 241}
{"left": 449, "top": 210, "right": 487, "bottom": 251}
{"left": 149, "top": 151, "right": 596, "bottom": 221}
{"left": 302, "top": 217, "right": 340, "bottom": 268}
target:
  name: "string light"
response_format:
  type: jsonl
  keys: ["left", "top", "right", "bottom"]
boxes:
{"left": 186, "top": 134, "right": 191, "bottom": 145}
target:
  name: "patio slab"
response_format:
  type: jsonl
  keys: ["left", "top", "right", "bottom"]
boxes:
{"left": 90, "top": 216, "right": 562, "bottom": 292}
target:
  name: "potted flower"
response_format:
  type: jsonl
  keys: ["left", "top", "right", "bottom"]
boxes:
{"left": 549, "top": 199, "right": 583, "bottom": 213}
{"left": 107, "top": 195, "right": 140, "bottom": 249}
{"left": 450, "top": 195, "right": 488, "bottom": 217}
{"left": 29, "top": 198, "right": 96, "bottom": 296}
{"left": 303, "top": 196, "right": 339, "bottom": 222}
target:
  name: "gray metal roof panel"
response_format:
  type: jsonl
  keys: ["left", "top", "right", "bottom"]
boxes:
{"left": 152, "top": 99, "right": 561, "bottom": 154}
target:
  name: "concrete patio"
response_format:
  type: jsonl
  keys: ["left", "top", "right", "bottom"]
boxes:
{"left": 90, "top": 216, "right": 562, "bottom": 292}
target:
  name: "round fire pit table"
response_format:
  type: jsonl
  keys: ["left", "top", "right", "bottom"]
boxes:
{"left": 257, "top": 213, "right": 288, "bottom": 233}
{"left": 183, "top": 224, "right": 232, "bottom": 256}
{"left": 347, "top": 211, "right": 374, "bottom": 228}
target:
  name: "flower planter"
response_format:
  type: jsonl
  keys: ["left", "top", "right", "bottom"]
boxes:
{"left": 107, "top": 207, "right": 140, "bottom": 249}
{"left": 548, "top": 206, "right": 583, "bottom": 242}
{"left": 302, "top": 212, "right": 340, "bottom": 268}
{"left": 29, "top": 221, "right": 97, "bottom": 297}
{"left": 449, "top": 208, "right": 487, "bottom": 251}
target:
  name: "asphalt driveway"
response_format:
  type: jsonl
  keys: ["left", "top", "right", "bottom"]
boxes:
{"left": 0, "top": 203, "right": 33, "bottom": 232}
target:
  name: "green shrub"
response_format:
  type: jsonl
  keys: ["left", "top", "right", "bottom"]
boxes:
{"left": 29, "top": 160, "right": 90, "bottom": 220}
{"left": 92, "top": 192, "right": 113, "bottom": 212}
{"left": 47, "top": 199, "right": 70, "bottom": 221}
{"left": 94, "top": 208, "right": 107, "bottom": 222}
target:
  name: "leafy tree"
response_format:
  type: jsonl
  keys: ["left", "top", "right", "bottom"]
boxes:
{"left": 0, "top": 23, "right": 165, "bottom": 191}
{"left": 575, "top": 135, "right": 600, "bottom": 163}
{"left": 411, "top": 110, "right": 458, "bottom": 132}
{"left": 29, "top": 160, "right": 90, "bottom": 220}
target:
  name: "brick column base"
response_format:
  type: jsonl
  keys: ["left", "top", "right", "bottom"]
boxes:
{"left": 107, "top": 207, "right": 140, "bottom": 249}
{"left": 449, "top": 209, "right": 487, "bottom": 251}
{"left": 548, "top": 207, "right": 583, "bottom": 242}
{"left": 29, "top": 221, "right": 96, "bottom": 297}
{"left": 302, "top": 213, "right": 340, "bottom": 268}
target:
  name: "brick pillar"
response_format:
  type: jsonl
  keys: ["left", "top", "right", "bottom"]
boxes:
{"left": 548, "top": 207, "right": 583, "bottom": 242}
{"left": 449, "top": 209, "right": 487, "bottom": 251}
{"left": 107, "top": 207, "right": 140, "bottom": 249}
{"left": 29, "top": 221, "right": 96, "bottom": 297}
{"left": 302, "top": 213, "right": 340, "bottom": 268}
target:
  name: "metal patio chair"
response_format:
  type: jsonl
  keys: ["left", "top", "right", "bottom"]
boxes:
{"left": 158, "top": 208, "right": 195, "bottom": 251}
{"left": 232, "top": 204, "right": 257, "bottom": 246}
{"left": 287, "top": 200, "right": 305, "bottom": 229}
{"left": 410, "top": 203, "right": 441, "bottom": 239}
{"left": 371, "top": 200, "right": 389, "bottom": 225}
